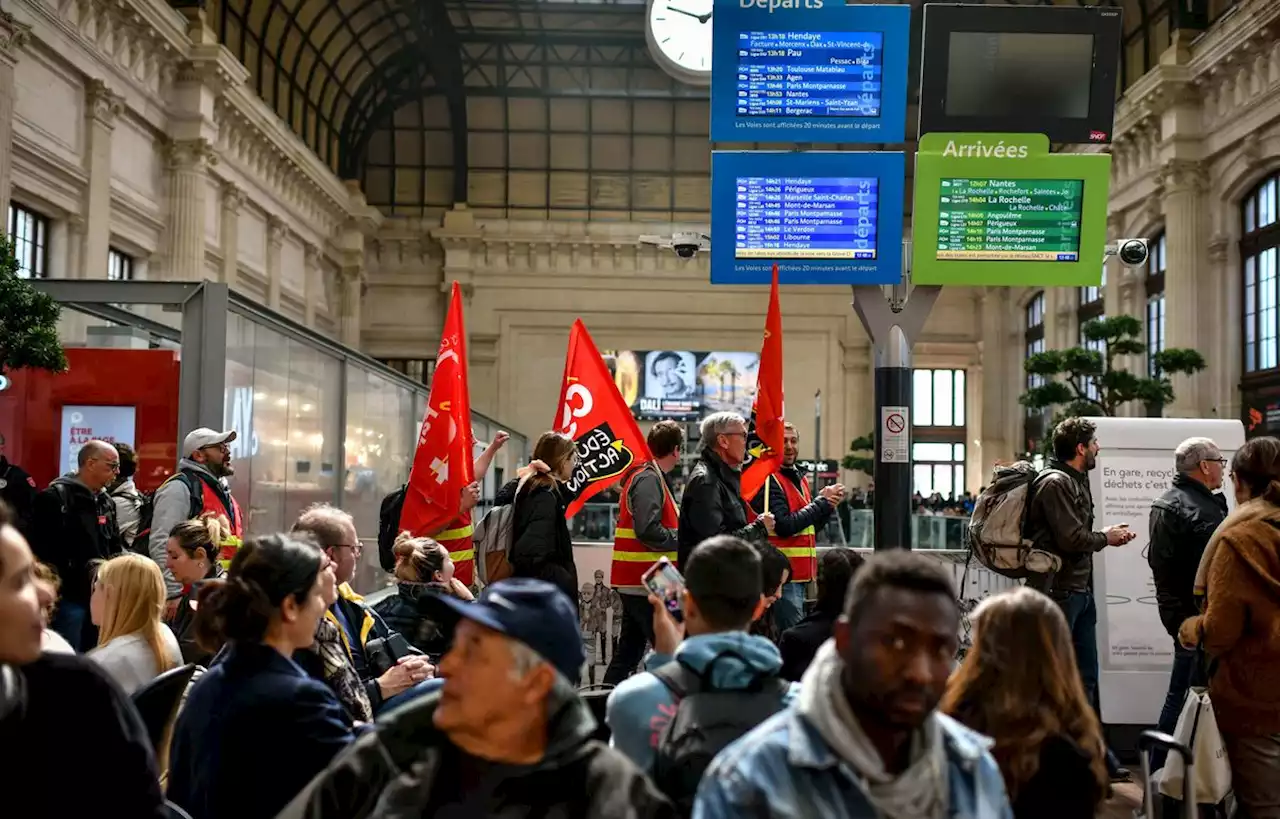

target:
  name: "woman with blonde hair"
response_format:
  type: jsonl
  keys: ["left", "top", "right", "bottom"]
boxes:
{"left": 166, "top": 514, "right": 231, "bottom": 665}
{"left": 87, "top": 553, "right": 183, "bottom": 695}
{"left": 494, "top": 430, "right": 581, "bottom": 603}
{"left": 373, "top": 532, "right": 474, "bottom": 656}
{"left": 942, "top": 586, "right": 1108, "bottom": 818}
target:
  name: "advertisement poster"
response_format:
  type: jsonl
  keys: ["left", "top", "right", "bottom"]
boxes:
{"left": 60, "top": 405, "right": 136, "bottom": 475}
{"left": 605, "top": 349, "right": 760, "bottom": 421}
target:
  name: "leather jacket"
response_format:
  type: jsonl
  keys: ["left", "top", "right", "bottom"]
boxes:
{"left": 677, "top": 449, "right": 768, "bottom": 568}
{"left": 1148, "top": 474, "right": 1228, "bottom": 638}
{"left": 1024, "top": 460, "right": 1106, "bottom": 594}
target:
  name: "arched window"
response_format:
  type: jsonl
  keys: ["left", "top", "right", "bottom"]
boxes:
{"left": 1242, "top": 174, "right": 1280, "bottom": 374}
{"left": 1146, "top": 232, "right": 1166, "bottom": 376}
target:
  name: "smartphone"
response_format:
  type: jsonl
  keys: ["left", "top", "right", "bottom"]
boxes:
{"left": 641, "top": 557, "right": 686, "bottom": 622}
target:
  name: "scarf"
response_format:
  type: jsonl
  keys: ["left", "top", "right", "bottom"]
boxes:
{"left": 797, "top": 640, "right": 948, "bottom": 819}
{"left": 313, "top": 616, "right": 373, "bottom": 722}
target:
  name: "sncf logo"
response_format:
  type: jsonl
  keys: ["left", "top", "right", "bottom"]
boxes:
{"left": 1089, "top": 131, "right": 1108, "bottom": 142}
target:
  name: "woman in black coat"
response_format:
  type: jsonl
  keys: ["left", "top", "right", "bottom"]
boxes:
{"left": 778, "top": 546, "right": 862, "bottom": 680}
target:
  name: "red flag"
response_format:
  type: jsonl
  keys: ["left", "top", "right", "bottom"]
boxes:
{"left": 401, "top": 282, "right": 475, "bottom": 536}
{"left": 741, "top": 264, "right": 784, "bottom": 500}
{"left": 555, "top": 320, "right": 672, "bottom": 520}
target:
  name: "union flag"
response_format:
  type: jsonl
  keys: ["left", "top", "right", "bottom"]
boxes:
{"left": 740, "top": 264, "right": 784, "bottom": 500}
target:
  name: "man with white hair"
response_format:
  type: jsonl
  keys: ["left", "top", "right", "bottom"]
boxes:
{"left": 678, "top": 411, "right": 775, "bottom": 568}
{"left": 1147, "top": 435, "right": 1229, "bottom": 769}
{"left": 278, "top": 578, "right": 677, "bottom": 819}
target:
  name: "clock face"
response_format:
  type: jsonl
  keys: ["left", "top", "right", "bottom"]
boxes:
{"left": 646, "top": 0, "right": 713, "bottom": 82}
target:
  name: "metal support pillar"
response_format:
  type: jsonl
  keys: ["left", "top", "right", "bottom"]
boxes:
{"left": 851, "top": 245, "right": 940, "bottom": 550}
{"left": 178, "top": 282, "right": 229, "bottom": 447}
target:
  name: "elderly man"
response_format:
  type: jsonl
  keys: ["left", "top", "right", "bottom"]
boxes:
{"left": 277, "top": 578, "right": 676, "bottom": 819}
{"left": 1147, "top": 436, "right": 1229, "bottom": 769}
{"left": 678, "top": 411, "right": 774, "bottom": 568}
{"left": 29, "top": 439, "right": 125, "bottom": 650}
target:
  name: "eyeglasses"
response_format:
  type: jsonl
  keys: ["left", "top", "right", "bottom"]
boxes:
{"left": 722, "top": 431, "right": 748, "bottom": 439}
{"left": 94, "top": 459, "right": 120, "bottom": 472}
{"left": 201, "top": 443, "right": 231, "bottom": 453}
{"left": 1206, "top": 458, "right": 1228, "bottom": 468}
{"left": 333, "top": 543, "right": 362, "bottom": 556}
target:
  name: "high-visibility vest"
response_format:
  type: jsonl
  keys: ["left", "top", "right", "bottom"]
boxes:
{"left": 761, "top": 474, "right": 817, "bottom": 583}
{"left": 196, "top": 478, "right": 244, "bottom": 571}
{"left": 435, "top": 513, "right": 475, "bottom": 586}
{"left": 611, "top": 464, "right": 679, "bottom": 589}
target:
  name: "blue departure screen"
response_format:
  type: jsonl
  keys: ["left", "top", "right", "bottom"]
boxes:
{"left": 735, "top": 31, "right": 884, "bottom": 119}
{"left": 734, "top": 176, "right": 879, "bottom": 260}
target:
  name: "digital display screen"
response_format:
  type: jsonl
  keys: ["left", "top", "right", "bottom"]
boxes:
{"left": 936, "top": 178, "right": 1083, "bottom": 262}
{"left": 735, "top": 176, "right": 879, "bottom": 260}
{"left": 735, "top": 31, "right": 884, "bottom": 118}
{"left": 945, "top": 32, "right": 1094, "bottom": 119}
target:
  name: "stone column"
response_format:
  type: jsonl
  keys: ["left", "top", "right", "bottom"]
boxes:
{"left": 83, "top": 79, "right": 123, "bottom": 278}
{"left": 265, "top": 214, "right": 284, "bottom": 309}
{"left": 0, "top": 12, "right": 29, "bottom": 224}
{"left": 1160, "top": 159, "right": 1209, "bottom": 417}
{"left": 219, "top": 182, "right": 243, "bottom": 287}
{"left": 303, "top": 243, "right": 320, "bottom": 326}
{"left": 338, "top": 258, "right": 363, "bottom": 348}
{"left": 163, "top": 139, "right": 215, "bottom": 280}
{"left": 979, "top": 288, "right": 1013, "bottom": 468}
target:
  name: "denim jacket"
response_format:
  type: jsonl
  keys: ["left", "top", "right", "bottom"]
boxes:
{"left": 693, "top": 708, "right": 1014, "bottom": 819}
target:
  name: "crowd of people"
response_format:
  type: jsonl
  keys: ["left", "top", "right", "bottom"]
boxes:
{"left": 0, "top": 412, "right": 1277, "bottom": 818}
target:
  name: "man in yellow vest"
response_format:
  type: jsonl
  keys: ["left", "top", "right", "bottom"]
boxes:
{"left": 749, "top": 422, "right": 845, "bottom": 633}
{"left": 603, "top": 420, "right": 685, "bottom": 686}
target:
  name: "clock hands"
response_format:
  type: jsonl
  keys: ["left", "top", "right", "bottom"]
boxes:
{"left": 666, "top": 4, "right": 712, "bottom": 23}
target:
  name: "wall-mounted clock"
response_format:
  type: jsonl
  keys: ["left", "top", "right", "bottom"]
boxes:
{"left": 645, "top": 0, "right": 713, "bottom": 87}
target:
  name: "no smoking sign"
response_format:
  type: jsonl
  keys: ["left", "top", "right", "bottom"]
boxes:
{"left": 880, "top": 406, "right": 909, "bottom": 463}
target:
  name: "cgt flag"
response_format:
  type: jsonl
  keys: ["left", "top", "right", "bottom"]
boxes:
{"left": 741, "top": 264, "right": 785, "bottom": 500}
{"left": 555, "top": 319, "right": 668, "bottom": 520}
{"left": 401, "top": 281, "right": 476, "bottom": 539}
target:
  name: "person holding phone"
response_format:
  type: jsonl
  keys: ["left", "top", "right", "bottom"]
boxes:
{"left": 1023, "top": 417, "right": 1135, "bottom": 782}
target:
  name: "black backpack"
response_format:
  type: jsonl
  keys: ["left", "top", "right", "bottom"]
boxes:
{"left": 132, "top": 473, "right": 203, "bottom": 556}
{"left": 378, "top": 484, "right": 408, "bottom": 572}
{"left": 651, "top": 655, "right": 790, "bottom": 816}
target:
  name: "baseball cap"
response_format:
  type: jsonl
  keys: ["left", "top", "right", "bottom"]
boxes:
{"left": 183, "top": 428, "right": 237, "bottom": 456}
{"left": 419, "top": 578, "right": 585, "bottom": 681}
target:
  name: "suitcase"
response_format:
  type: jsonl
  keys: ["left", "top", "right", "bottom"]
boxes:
{"left": 1135, "top": 730, "right": 1196, "bottom": 819}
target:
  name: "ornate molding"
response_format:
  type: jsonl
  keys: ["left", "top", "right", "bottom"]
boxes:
{"left": 266, "top": 214, "right": 287, "bottom": 247}
{"left": 303, "top": 242, "right": 320, "bottom": 268}
{"left": 164, "top": 137, "right": 217, "bottom": 171}
{"left": 220, "top": 181, "right": 246, "bottom": 210}
{"left": 85, "top": 78, "right": 124, "bottom": 128}
{"left": 174, "top": 43, "right": 249, "bottom": 96}
{"left": 1158, "top": 159, "right": 1208, "bottom": 195}
{"left": 1208, "top": 235, "right": 1230, "bottom": 263}
{"left": 0, "top": 10, "right": 31, "bottom": 65}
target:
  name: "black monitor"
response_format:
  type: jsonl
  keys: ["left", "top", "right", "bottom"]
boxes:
{"left": 918, "top": 4, "right": 1123, "bottom": 144}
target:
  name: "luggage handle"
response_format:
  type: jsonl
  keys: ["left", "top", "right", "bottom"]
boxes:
{"left": 1137, "top": 730, "right": 1196, "bottom": 819}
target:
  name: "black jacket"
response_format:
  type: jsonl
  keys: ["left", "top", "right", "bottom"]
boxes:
{"left": 29, "top": 476, "right": 124, "bottom": 603}
{"left": 1023, "top": 460, "right": 1106, "bottom": 594}
{"left": 372, "top": 582, "right": 453, "bottom": 659}
{"left": 171, "top": 571, "right": 224, "bottom": 667}
{"left": 778, "top": 609, "right": 838, "bottom": 682}
{"left": 677, "top": 449, "right": 768, "bottom": 567}
{"left": 497, "top": 478, "right": 579, "bottom": 604}
{"left": 1011, "top": 735, "right": 1104, "bottom": 819}
{"left": 1148, "top": 474, "right": 1228, "bottom": 638}
{"left": 275, "top": 689, "right": 676, "bottom": 819}
{"left": 749, "top": 466, "right": 835, "bottom": 537}
{"left": 0, "top": 456, "right": 37, "bottom": 532}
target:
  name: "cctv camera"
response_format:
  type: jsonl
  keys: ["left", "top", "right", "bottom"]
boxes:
{"left": 1116, "top": 238, "right": 1149, "bottom": 267}
{"left": 673, "top": 243, "right": 699, "bottom": 259}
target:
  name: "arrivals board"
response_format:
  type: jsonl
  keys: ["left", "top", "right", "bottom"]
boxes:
{"left": 935, "top": 178, "right": 1084, "bottom": 262}
{"left": 711, "top": 151, "right": 903, "bottom": 285}
{"left": 711, "top": 2, "right": 909, "bottom": 144}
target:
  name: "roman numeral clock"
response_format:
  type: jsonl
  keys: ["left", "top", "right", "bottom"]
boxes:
{"left": 646, "top": 0, "right": 713, "bottom": 86}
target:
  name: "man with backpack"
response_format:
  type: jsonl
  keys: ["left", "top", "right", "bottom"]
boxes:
{"left": 605, "top": 535, "right": 796, "bottom": 813}
{"left": 144, "top": 428, "right": 244, "bottom": 609}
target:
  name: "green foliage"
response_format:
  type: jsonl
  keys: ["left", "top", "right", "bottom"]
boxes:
{"left": 1019, "top": 315, "right": 1206, "bottom": 450}
{"left": 0, "top": 234, "right": 67, "bottom": 375}
{"left": 842, "top": 432, "right": 874, "bottom": 477}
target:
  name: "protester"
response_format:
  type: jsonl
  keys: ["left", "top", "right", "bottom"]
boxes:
{"left": 373, "top": 532, "right": 473, "bottom": 657}
{"left": 0, "top": 431, "right": 37, "bottom": 531}
{"left": 277, "top": 578, "right": 677, "bottom": 819}
{"left": 148, "top": 428, "right": 244, "bottom": 607}
{"left": 1147, "top": 436, "right": 1228, "bottom": 769}
{"left": 0, "top": 500, "right": 167, "bottom": 819}
{"left": 943, "top": 587, "right": 1108, "bottom": 818}
{"left": 605, "top": 420, "right": 684, "bottom": 685}
{"left": 87, "top": 553, "right": 183, "bottom": 695}
{"left": 167, "top": 533, "right": 353, "bottom": 819}
{"left": 291, "top": 503, "right": 437, "bottom": 714}
{"left": 497, "top": 431, "right": 581, "bottom": 603}
{"left": 1179, "top": 435, "right": 1280, "bottom": 817}
{"left": 678, "top": 412, "right": 774, "bottom": 567}
{"left": 693, "top": 550, "right": 1013, "bottom": 819}
{"left": 29, "top": 439, "right": 125, "bottom": 650}
{"left": 165, "top": 515, "right": 230, "bottom": 665}
{"left": 1022, "top": 417, "right": 1134, "bottom": 781}
{"left": 110, "top": 442, "right": 145, "bottom": 551}
{"left": 749, "top": 422, "right": 844, "bottom": 631}
{"left": 779, "top": 546, "right": 863, "bottom": 681}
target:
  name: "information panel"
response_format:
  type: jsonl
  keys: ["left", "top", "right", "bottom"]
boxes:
{"left": 711, "top": 3, "right": 909, "bottom": 144}
{"left": 936, "top": 178, "right": 1084, "bottom": 262}
{"left": 712, "top": 151, "right": 904, "bottom": 285}
{"left": 911, "top": 133, "right": 1110, "bottom": 287}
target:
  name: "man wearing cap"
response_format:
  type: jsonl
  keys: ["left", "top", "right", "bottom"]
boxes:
{"left": 278, "top": 578, "right": 676, "bottom": 819}
{"left": 147, "top": 428, "right": 244, "bottom": 607}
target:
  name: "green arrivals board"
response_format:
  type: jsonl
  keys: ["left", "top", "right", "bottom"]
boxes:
{"left": 936, "top": 178, "right": 1083, "bottom": 262}
{"left": 912, "top": 133, "right": 1111, "bottom": 286}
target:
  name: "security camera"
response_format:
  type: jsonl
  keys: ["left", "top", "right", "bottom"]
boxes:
{"left": 638, "top": 231, "right": 711, "bottom": 259}
{"left": 1105, "top": 238, "right": 1149, "bottom": 268}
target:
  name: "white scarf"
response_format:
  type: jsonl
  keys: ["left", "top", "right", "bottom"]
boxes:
{"left": 797, "top": 640, "right": 949, "bottom": 819}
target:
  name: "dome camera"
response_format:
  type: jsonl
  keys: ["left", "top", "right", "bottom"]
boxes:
{"left": 1116, "top": 238, "right": 1149, "bottom": 268}
{"left": 671, "top": 231, "right": 704, "bottom": 259}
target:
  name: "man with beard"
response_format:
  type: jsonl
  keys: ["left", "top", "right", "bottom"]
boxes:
{"left": 693, "top": 550, "right": 1012, "bottom": 818}
{"left": 148, "top": 428, "right": 245, "bottom": 611}
{"left": 1023, "top": 416, "right": 1135, "bottom": 781}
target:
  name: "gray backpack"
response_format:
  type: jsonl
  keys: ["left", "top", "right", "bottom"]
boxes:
{"left": 967, "top": 461, "right": 1061, "bottom": 579}
{"left": 472, "top": 474, "right": 533, "bottom": 586}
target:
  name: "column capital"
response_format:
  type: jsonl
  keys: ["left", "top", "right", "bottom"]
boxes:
{"left": 165, "top": 138, "right": 218, "bottom": 171}
{"left": 303, "top": 242, "right": 321, "bottom": 267}
{"left": 0, "top": 11, "right": 31, "bottom": 67}
{"left": 1208, "top": 234, "right": 1229, "bottom": 263}
{"left": 220, "top": 180, "right": 245, "bottom": 209}
{"left": 266, "top": 214, "right": 287, "bottom": 247}
{"left": 1159, "top": 159, "right": 1208, "bottom": 195}
{"left": 85, "top": 79, "right": 124, "bottom": 128}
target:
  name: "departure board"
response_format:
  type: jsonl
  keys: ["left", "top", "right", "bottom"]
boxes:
{"left": 735, "top": 31, "right": 884, "bottom": 119}
{"left": 935, "top": 178, "right": 1084, "bottom": 261}
{"left": 734, "top": 176, "right": 879, "bottom": 260}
